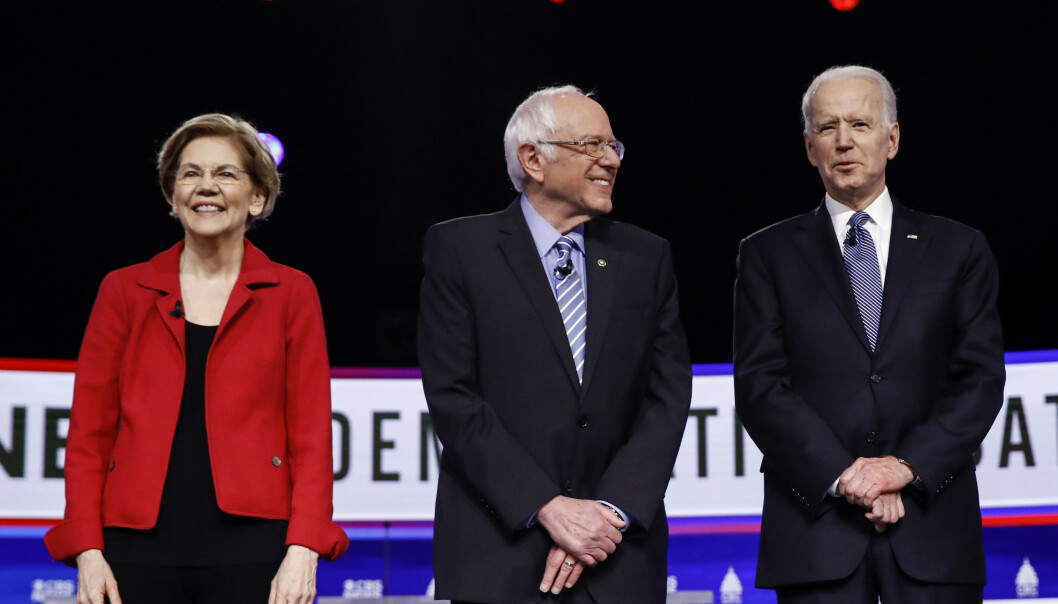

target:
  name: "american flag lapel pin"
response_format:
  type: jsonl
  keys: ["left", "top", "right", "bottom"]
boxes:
{"left": 906, "top": 234, "right": 918, "bottom": 239}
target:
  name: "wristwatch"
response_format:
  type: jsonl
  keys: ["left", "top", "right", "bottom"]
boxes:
{"left": 896, "top": 457, "right": 920, "bottom": 484}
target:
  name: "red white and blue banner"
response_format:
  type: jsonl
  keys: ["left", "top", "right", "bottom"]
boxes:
{"left": 2, "top": 352, "right": 1056, "bottom": 520}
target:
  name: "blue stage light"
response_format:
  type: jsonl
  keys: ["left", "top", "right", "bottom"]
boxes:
{"left": 257, "top": 132, "right": 285, "bottom": 167}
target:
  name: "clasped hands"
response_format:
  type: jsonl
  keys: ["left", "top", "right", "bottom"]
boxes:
{"left": 535, "top": 495, "right": 626, "bottom": 595}
{"left": 838, "top": 455, "right": 916, "bottom": 533}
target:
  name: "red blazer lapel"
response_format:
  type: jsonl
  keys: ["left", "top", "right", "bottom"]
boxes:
{"left": 217, "top": 240, "right": 280, "bottom": 340}
{"left": 136, "top": 242, "right": 185, "bottom": 353}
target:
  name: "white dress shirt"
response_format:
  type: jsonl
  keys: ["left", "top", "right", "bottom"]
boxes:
{"left": 825, "top": 188, "right": 893, "bottom": 285}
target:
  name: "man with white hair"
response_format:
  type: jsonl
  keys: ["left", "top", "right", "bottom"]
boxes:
{"left": 734, "top": 65, "right": 1005, "bottom": 602}
{"left": 418, "top": 85, "right": 691, "bottom": 603}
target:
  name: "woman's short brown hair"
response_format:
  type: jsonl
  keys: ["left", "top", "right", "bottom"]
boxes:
{"left": 158, "top": 113, "right": 280, "bottom": 225}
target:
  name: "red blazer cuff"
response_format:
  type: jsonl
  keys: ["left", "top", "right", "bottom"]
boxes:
{"left": 44, "top": 518, "right": 104, "bottom": 565}
{"left": 286, "top": 516, "right": 349, "bottom": 561}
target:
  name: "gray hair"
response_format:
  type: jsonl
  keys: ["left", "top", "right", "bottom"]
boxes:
{"left": 503, "top": 85, "right": 591, "bottom": 192}
{"left": 801, "top": 65, "right": 897, "bottom": 131}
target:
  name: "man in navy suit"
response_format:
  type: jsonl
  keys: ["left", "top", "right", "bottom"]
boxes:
{"left": 733, "top": 65, "right": 1005, "bottom": 603}
{"left": 418, "top": 85, "right": 691, "bottom": 603}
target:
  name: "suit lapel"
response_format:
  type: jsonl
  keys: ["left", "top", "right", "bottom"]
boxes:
{"left": 496, "top": 202, "right": 582, "bottom": 391}
{"left": 792, "top": 202, "right": 873, "bottom": 352}
{"left": 580, "top": 219, "right": 618, "bottom": 397}
{"left": 875, "top": 201, "right": 930, "bottom": 351}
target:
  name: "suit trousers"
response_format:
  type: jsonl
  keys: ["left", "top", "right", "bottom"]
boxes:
{"left": 775, "top": 531, "right": 983, "bottom": 604}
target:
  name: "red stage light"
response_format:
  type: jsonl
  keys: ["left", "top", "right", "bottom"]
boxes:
{"left": 830, "top": 0, "right": 859, "bottom": 10}
{"left": 550, "top": 0, "right": 566, "bottom": 3}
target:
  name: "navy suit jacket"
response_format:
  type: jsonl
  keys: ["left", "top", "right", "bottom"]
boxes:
{"left": 418, "top": 201, "right": 692, "bottom": 603}
{"left": 733, "top": 199, "right": 1005, "bottom": 588}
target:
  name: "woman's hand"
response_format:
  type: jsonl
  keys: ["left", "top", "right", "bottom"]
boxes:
{"left": 75, "top": 549, "right": 121, "bottom": 604}
{"left": 268, "top": 544, "right": 319, "bottom": 604}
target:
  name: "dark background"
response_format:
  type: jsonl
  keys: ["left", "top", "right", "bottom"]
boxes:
{"left": 2, "top": 0, "right": 1054, "bottom": 367}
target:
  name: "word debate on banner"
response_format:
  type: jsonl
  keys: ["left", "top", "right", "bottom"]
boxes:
{"left": 1, "top": 356, "right": 1056, "bottom": 520}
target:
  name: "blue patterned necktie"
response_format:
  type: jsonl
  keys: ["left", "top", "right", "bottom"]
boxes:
{"left": 843, "top": 212, "right": 884, "bottom": 351}
{"left": 554, "top": 236, "right": 587, "bottom": 381}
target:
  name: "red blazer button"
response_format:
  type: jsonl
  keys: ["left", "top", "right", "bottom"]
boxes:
{"left": 272, "top": 456, "right": 282, "bottom": 467}
{"left": 108, "top": 461, "right": 115, "bottom": 471}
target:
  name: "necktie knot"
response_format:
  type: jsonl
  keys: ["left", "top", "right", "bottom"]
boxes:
{"left": 850, "top": 211, "right": 871, "bottom": 228}
{"left": 554, "top": 236, "right": 577, "bottom": 280}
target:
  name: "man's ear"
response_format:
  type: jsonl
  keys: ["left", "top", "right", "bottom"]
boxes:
{"left": 804, "top": 130, "right": 819, "bottom": 167}
{"left": 887, "top": 122, "right": 900, "bottom": 160}
{"left": 518, "top": 142, "right": 546, "bottom": 185}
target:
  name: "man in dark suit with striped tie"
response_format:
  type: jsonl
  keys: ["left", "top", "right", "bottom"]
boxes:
{"left": 733, "top": 65, "right": 1006, "bottom": 603}
{"left": 418, "top": 85, "right": 692, "bottom": 604}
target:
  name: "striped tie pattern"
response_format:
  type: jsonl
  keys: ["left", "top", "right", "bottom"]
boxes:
{"left": 843, "top": 211, "right": 884, "bottom": 351}
{"left": 554, "top": 236, "right": 587, "bottom": 381}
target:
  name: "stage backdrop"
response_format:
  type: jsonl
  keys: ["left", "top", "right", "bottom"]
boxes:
{"left": 1, "top": 352, "right": 1056, "bottom": 521}
{"left": 1, "top": 353, "right": 1056, "bottom": 603}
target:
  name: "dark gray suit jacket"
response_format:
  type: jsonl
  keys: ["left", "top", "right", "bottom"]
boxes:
{"left": 418, "top": 201, "right": 692, "bottom": 603}
{"left": 733, "top": 199, "right": 1005, "bottom": 588}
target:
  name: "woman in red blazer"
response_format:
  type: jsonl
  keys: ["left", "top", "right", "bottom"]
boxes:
{"left": 44, "top": 114, "right": 348, "bottom": 604}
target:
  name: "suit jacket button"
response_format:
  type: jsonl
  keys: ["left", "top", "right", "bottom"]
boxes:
{"left": 272, "top": 456, "right": 282, "bottom": 467}
{"left": 108, "top": 461, "right": 115, "bottom": 472}
{"left": 866, "top": 431, "right": 877, "bottom": 443}
{"left": 577, "top": 415, "right": 588, "bottom": 428}
{"left": 870, "top": 373, "right": 882, "bottom": 384}
{"left": 563, "top": 480, "right": 573, "bottom": 494}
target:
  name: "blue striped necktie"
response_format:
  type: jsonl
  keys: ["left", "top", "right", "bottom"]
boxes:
{"left": 843, "top": 211, "right": 884, "bottom": 351}
{"left": 554, "top": 236, "right": 587, "bottom": 382}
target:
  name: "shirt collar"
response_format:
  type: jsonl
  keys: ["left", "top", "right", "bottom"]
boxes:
{"left": 520, "top": 194, "right": 585, "bottom": 258}
{"left": 825, "top": 186, "right": 893, "bottom": 230}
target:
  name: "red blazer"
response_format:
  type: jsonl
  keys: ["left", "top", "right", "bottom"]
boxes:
{"left": 44, "top": 240, "right": 348, "bottom": 563}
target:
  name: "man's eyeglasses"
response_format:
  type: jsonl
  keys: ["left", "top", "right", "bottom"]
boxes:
{"left": 175, "top": 166, "right": 249, "bottom": 186}
{"left": 538, "top": 138, "right": 625, "bottom": 160}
